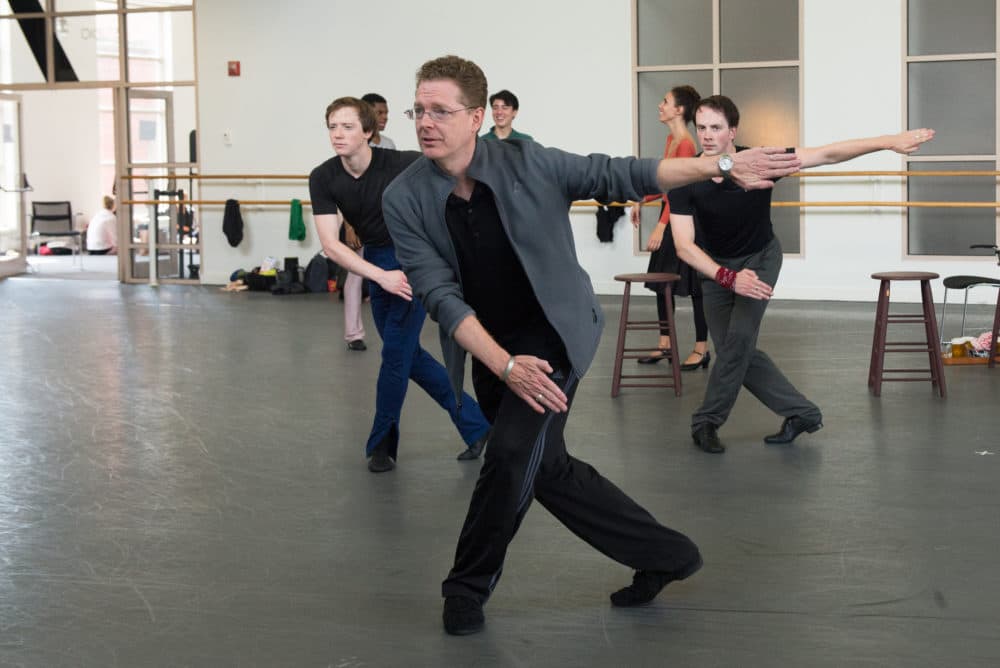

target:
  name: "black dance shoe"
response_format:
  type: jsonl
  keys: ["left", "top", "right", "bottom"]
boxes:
{"left": 610, "top": 553, "right": 703, "bottom": 607}
{"left": 367, "top": 442, "right": 395, "bottom": 473}
{"left": 443, "top": 596, "right": 485, "bottom": 635}
{"left": 763, "top": 416, "right": 823, "bottom": 445}
{"left": 680, "top": 350, "right": 711, "bottom": 371}
{"left": 457, "top": 430, "right": 490, "bottom": 461}
{"left": 637, "top": 348, "right": 671, "bottom": 364}
{"left": 347, "top": 339, "right": 367, "bottom": 351}
{"left": 692, "top": 423, "right": 725, "bottom": 454}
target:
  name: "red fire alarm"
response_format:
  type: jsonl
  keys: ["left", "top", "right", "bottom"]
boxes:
{"left": 227, "top": 61, "right": 241, "bottom": 77}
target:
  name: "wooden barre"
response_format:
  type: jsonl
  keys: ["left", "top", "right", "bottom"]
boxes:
{"left": 123, "top": 199, "right": 313, "bottom": 206}
{"left": 771, "top": 201, "right": 1000, "bottom": 208}
{"left": 119, "top": 171, "right": 1000, "bottom": 181}
{"left": 122, "top": 199, "right": 1000, "bottom": 209}
{"left": 798, "top": 170, "right": 1000, "bottom": 177}
{"left": 119, "top": 174, "right": 308, "bottom": 180}
{"left": 118, "top": 169, "right": 1000, "bottom": 181}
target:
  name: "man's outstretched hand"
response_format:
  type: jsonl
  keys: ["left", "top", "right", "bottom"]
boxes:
{"left": 730, "top": 147, "right": 802, "bottom": 190}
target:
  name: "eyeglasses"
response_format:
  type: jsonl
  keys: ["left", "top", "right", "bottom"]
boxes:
{"left": 403, "top": 106, "right": 476, "bottom": 122}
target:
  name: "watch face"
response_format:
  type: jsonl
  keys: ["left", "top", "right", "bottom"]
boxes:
{"left": 719, "top": 155, "right": 734, "bottom": 171}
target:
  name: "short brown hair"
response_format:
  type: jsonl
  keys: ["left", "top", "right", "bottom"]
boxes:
{"left": 415, "top": 55, "right": 487, "bottom": 109}
{"left": 103, "top": 195, "right": 115, "bottom": 210}
{"left": 324, "top": 97, "right": 377, "bottom": 135}
{"left": 696, "top": 95, "right": 740, "bottom": 128}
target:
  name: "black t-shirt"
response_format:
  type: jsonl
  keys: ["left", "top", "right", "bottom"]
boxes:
{"left": 445, "top": 181, "right": 568, "bottom": 367}
{"left": 308, "top": 147, "right": 421, "bottom": 247}
{"left": 667, "top": 147, "right": 775, "bottom": 258}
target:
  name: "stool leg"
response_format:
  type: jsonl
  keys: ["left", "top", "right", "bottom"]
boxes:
{"left": 662, "top": 288, "right": 682, "bottom": 397}
{"left": 611, "top": 281, "right": 632, "bottom": 398}
{"left": 869, "top": 279, "right": 890, "bottom": 396}
{"left": 921, "top": 280, "right": 947, "bottom": 397}
{"left": 938, "top": 288, "right": 949, "bottom": 346}
{"left": 990, "top": 286, "right": 1000, "bottom": 369}
{"left": 960, "top": 287, "right": 971, "bottom": 338}
{"left": 868, "top": 280, "right": 885, "bottom": 387}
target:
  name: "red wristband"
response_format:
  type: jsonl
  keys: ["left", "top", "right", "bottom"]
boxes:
{"left": 715, "top": 266, "right": 737, "bottom": 291}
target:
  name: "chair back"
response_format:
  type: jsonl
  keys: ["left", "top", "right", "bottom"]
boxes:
{"left": 31, "top": 201, "right": 74, "bottom": 235}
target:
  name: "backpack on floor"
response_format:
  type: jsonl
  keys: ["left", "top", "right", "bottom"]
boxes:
{"left": 303, "top": 252, "right": 340, "bottom": 293}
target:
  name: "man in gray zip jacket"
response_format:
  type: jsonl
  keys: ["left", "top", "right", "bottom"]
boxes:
{"left": 382, "top": 55, "right": 801, "bottom": 636}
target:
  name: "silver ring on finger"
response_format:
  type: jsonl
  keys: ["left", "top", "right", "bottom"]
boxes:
{"left": 537, "top": 393, "right": 544, "bottom": 402}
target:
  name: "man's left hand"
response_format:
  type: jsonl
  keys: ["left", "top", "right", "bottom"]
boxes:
{"left": 730, "top": 147, "right": 802, "bottom": 190}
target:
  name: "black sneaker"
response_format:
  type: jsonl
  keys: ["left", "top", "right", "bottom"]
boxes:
{"left": 367, "top": 447, "right": 395, "bottom": 473}
{"left": 347, "top": 339, "right": 367, "bottom": 352}
{"left": 443, "top": 596, "right": 485, "bottom": 635}
{"left": 691, "top": 423, "right": 725, "bottom": 454}
{"left": 610, "top": 553, "right": 703, "bottom": 607}
{"left": 457, "top": 430, "right": 490, "bottom": 461}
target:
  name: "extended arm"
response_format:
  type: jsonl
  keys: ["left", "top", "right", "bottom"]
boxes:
{"left": 795, "top": 129, "right": 934, "bottom": 169}
{"left": 313, "top": 212, "right": 411, "bottom": 300}
{"left": 670, "top": 213, "right": 774, "bottom": 300}
{"left": 656, "top": 147, "right": 802, "bottom": 191}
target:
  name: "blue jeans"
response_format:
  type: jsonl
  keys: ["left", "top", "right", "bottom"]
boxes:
{"left": 364, "top": 244, "right": 490, "bottom": 459}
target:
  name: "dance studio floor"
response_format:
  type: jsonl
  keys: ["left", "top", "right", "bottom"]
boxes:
{"left": 2, "top": 277, "right": 998, "bottom": 666}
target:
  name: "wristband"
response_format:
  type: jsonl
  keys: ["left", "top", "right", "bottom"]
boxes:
{"left": 500, "top": 356, "right": 516, "bottom": 382}
{"left": 715, "top": 266, "right": 737, "bottom": 291}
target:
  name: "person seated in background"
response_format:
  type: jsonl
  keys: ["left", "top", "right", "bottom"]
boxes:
{"left": 86, "top": 195, "right": 117, "bottom": 255}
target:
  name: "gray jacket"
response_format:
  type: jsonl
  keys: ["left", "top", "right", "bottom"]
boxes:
{"left": 382, "top": 137, "right": 660, "bottom": 400}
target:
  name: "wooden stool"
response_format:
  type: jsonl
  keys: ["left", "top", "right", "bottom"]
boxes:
{"left": 868, "top": 271, "right": 946, "bottom": 397}
{"left": 611, "top": 272, "right": 682, "bottom": 397}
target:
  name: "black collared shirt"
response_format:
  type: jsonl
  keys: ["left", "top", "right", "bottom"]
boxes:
{"left": 445, "top": 181, "right": 567, "bottom": 366}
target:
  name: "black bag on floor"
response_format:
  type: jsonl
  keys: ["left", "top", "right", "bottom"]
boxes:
{"left": 304, "top": 252, "right": 340, "bottom": 293}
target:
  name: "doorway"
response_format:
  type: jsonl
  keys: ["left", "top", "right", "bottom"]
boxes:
{"left": 0, "top": 92, "right": 27, "bottom": 277}
{"left": 121, "top": 87, "right": 200, "bottom": 284}
{"left": 1, "top": 1, "right": 198, "bottom": 285}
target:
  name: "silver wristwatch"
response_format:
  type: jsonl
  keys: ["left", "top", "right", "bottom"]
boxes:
{"left": 717, "top": 153, "right": 734, "bottom": 179}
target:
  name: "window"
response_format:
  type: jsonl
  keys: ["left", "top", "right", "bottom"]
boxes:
{"left": 633, "top": 0, "right": 802, "bottom": 253}
{"left": 905, "top": 0, "right": 998, "bottom": 256}
{"left": 0, "top": 0, "right": 197, "bottom": 283}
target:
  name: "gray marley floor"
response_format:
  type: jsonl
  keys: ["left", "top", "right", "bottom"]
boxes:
{"left": 1, "top": 277, "right": 999, "bottom": 667}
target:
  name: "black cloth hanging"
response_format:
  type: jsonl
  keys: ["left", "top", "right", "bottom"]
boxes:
{"left": 223, "top": 198, "right": 244, "bottom": 247}
{"left": 595, "top": 204, "right": 626, "bottom": 242}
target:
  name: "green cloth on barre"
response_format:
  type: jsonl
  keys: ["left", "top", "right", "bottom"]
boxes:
{"left": 289, "top": 198, "right": 306, "bottom": 241}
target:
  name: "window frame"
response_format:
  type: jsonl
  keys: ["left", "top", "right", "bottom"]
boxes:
{"left": 631, "top": 0, "right": 804, "bottom": 257}
{"left": 0, "top": 0, "right": 198, "bottom": 284}
{"left": 902, "top": 0, "right": 1000, "bottom": 260}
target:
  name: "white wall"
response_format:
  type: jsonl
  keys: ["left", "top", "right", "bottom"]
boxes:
{"left": 194, "top": 0, "right": 646, "bottom": 285}
{"left": 17, "top": 11, "right": 102, "bottom": 226}
{"left": 191, "top": 0, "right": 997, "bottom": 303}
{"left": 23, "top": 89, "right": 102, "bottom": 227}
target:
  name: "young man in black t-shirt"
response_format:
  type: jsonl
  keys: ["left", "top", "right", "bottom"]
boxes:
{"left": 667, "top": 95, "right": 934, "bottom": 454}
{"left": 309, "top": 97, "right": 491, "bottom": 472}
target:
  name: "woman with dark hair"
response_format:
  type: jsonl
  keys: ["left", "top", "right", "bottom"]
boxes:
{"left": 632, "top": 85, "right": 711, "bottom": 371}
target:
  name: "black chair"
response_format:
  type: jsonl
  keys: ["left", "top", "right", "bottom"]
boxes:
{"left": 30, "top": 201, "right": 81, "bottom": 260}
{"left": 938, "top": 245, "right": 1000, "bottom": 345}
